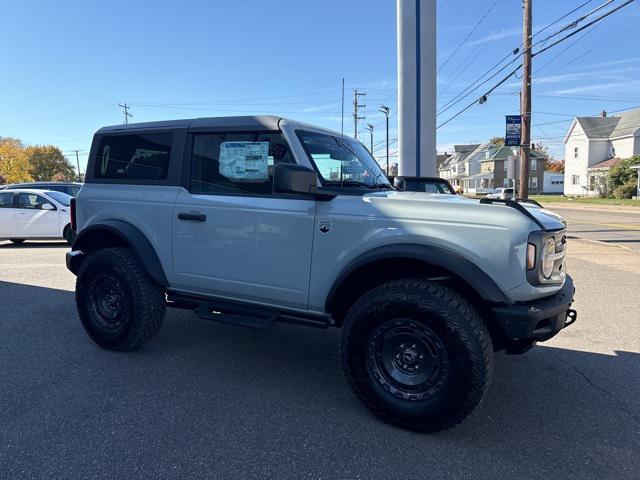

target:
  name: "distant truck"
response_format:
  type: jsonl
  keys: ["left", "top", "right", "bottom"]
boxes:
{"left": 66, "top": 116, "right": 576, "bottom": 432}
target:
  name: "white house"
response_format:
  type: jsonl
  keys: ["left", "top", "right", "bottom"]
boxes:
{"left": 543, "top": 171, "right": 564, "bottom": 194}
{"left": 438, "top": 144, "right": 478, "bottom": 189}
{"left": 563, "top": 108, "right": 640, "bottom": 195}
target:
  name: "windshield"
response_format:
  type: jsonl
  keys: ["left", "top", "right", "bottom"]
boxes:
{"left": 295, "top": 130, "right": 390, "bottom": 188}
{"left": 45, "top": 191, "right": 72, "bottom": 206}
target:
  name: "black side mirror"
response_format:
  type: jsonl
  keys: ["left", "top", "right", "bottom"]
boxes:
{"left": 273, "top": 163, "right": 319, "bottom": 195}
{"left": 394, "top": 177, "right": 406, "bottom": 191}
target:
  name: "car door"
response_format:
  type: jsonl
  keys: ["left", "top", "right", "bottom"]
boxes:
{"left": 172, "top": 131, "right": 316, "bottom": 310}
{"left": 0, "top": 192, "right": 17, "bottom": 237}
{"left": 15, "top": 192, "right": 60, "bottom": 237}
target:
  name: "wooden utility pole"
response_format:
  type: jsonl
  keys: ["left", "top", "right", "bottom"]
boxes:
{"left": 353, "top": 90, "right": 366, "bottom": 140}
{"left": 73, "top": 149, "right": 81, "bottom": 180}
{"left": 118, "top": 103, "right": 133, "bottom": 125}
{"left": 519, "top": 0, "right": 532, "bottom": 199}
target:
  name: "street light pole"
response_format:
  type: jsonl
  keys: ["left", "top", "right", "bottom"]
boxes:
{"left": 379, "top": 105, "right": 390, "bottom": 175}
{"left": 366, "top": 124, "right": 374, "bottom": 155}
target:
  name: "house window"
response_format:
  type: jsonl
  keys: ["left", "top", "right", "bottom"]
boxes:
{"left": 531, "top": 159, "right": 537, "bottom": 170}
{"left": 574, "top": 147, "right": 579, "bottom": 159}
{"left": 503, "top": 178, "right": 509, "bottom": 187}
{"left": 503, "top": 160, "right": 508, "bottom": 171}
{"left": 572, "top": 174, "right": 580, "bottom": 185}
{"left": 530, "top": 177, "right": 538, "bottom": 189}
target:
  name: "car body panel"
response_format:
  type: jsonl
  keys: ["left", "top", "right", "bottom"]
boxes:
{"left": 171, "top": 188, "right": 316, "bottom": 310}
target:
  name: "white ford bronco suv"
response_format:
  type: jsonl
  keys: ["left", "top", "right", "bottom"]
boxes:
{"left": 67, "top": 116, "right": 576, "bottom": 432}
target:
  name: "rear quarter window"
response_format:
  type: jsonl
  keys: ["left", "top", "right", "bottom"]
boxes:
{"left": 94, "top": 133, "right": 172, "bottom": 181}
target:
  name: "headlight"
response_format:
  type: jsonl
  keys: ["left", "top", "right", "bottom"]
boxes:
{"left": 541, "top": 237, "right": 556, "bottom": 279}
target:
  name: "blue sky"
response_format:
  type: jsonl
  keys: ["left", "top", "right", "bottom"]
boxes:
{"left": 1, "top": 0, "right": 639, "bottom": 173}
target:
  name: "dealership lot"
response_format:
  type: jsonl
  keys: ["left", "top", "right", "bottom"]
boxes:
{"left": 1, "top": 236, "right": 639, "bottom": 479}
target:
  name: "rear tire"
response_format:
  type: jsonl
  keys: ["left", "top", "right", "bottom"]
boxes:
{"left": 341, "top": 278, "right": 494, "bottom": 432}
{"left": 76, "top": 247, "right": 166, "bottom": 351}
{"left": 9, "top": 239, "right": 25, "bottom": 245}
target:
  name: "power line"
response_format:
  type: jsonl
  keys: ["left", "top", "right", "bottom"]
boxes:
{"left": 438, "top": 0, "right": 622, "bottom": 118}
{"left": 436, "top": 0, "right": 636, "bottom": 130}
{"left": 438, "top": 0, "right": 520, "bottom": 100}
{"left": 438, "top": 0, "right": 501, "bottom": 73}
{"left": 533, "top": 0, "right": 597, "bottom": 37}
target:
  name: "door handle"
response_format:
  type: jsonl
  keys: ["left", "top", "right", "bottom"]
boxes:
{"left": 177, "top": 212, "right": 207, "bottom": 222}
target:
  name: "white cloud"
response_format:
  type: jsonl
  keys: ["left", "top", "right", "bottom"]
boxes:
{"left": 550, "top": 80, "right": 640, "bottom": 95}
{"left": 466, "top": 27, "right": 520, "bottom": 47}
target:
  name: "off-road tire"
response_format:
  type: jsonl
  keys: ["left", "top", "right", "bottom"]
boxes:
{"left": 63, "top": 225, "right": 76, "bottom": 245}
{"left": 341, "top": 278, "right": 494, "bottom": 432}
{"left": 9, "top": 239, "right": 25, "bottom": 245}
{"left": 76, "top": 247, "right": 165, "bottom": 351}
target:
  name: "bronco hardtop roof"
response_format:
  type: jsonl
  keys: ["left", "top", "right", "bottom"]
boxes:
{"left": 97, "top": 115, "right": 283, "bottom": 133}
{"left": 96, "top": 115, "right": 346, "bottom": 138}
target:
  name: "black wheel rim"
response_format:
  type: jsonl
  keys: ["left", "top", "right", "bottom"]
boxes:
{"left": 89, "top": 273, "right": 127, "bottom": 333}
{"left": 367, "top": 318, "right": 450, "bottom": 401}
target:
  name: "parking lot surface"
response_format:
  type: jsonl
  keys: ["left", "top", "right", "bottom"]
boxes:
{"left": 1, "top": 238, "right": 639, "bottom": 479}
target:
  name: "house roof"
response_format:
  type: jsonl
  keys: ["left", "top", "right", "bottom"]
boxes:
{"left": 587, "top": 157, "right": 622, "bottom": 170}
{"left": 440, "top": 144, "right": 480, "bottom": 168}
{"left": 436, "top": 153, "right": 451, "bottom": 170}
{"left": 479, "top": 145, "right": 546, "bottom": 162}
{"left": 568, "top": 108, "right": 640, "bottom": 141}
{"left": 610, "top": 108, "right": 640, "bottom": 138}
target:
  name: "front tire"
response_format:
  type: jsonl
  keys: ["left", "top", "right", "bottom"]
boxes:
{"left": 341, "top": 278, "right": 494, "bottom": 432}
{"left": 76, "top": 247, "right": 166, "bottom": 351}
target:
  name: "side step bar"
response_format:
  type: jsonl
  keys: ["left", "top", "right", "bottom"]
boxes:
{"left": 166, "top": 291, "right": 332, "bottom": 330}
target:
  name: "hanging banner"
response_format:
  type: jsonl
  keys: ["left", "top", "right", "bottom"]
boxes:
{"left": 505, "top": 115, "right": 522, "bottom": 146}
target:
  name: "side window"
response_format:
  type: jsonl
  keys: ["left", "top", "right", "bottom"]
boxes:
{"left": 95, "top": 133, "right": 172, "bottom": 181}
{"left": 0, "top": 192, "right": 14, "bottom": 208}
{"left": 190, "top": 132, "right": 294, "bottom": 196}
{"left": 17, "top": 193, "right": 53, "bottom": 210}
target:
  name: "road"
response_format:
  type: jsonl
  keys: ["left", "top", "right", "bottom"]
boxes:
{"left": 0, "top": 238, "right": 639, "bottom": 479}
{"left": 541, "top": 204, "right": 640, "bottom": 253}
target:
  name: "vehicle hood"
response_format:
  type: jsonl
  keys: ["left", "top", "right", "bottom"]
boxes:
{"left": 361, "top": 191, "right": 566, "bottom": 231}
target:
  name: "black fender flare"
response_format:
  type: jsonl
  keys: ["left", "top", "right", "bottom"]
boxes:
{"left": 325, "top": 243, "right": 507, "bottom": 312}
{"left": 72, "top": 220, "right": 168, "bottom": 286}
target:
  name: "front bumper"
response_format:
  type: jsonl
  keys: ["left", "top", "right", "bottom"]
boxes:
{"left": 492, "top": 274, "right": 576, "bottom": 344}
{"left": 66, "top": 250, "right": 86, "bottom": 276}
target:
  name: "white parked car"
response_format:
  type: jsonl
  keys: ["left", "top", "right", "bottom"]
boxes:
{"left": 0, "top": 189, "right": 75, "bottom": 245}
{"left": 486, "top": 187, "right": 516, "bottom": 200}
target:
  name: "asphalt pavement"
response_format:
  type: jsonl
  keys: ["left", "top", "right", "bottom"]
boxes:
{"left": 0, "top": 238, "right": 639, "bottom": 479}
{"left": 541, "top": 203, "right": 640, "bottom": 252}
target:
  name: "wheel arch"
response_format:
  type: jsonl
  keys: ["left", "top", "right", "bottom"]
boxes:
{"left": 325, "top": 244, "right": 507, "bottom": 326}
{"left": 71, "top": 220, "right": 168, "bottom": 286}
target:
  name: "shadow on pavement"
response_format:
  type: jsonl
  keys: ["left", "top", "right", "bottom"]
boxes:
{"left": 0, "top": 240, "right": 68, "bottom": 249}
{"left": 1, "top": 280, "right": 638, "bottom": 479}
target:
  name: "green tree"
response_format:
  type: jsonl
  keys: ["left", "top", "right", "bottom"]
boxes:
{"left": 0, "top": 137, "right": 32, "bottom": 183}
{"left": 26, "top": 145, "right": 76, "bottom": 181}
{"left": 608, "top": 156, "right": 639, "bottom": 198}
